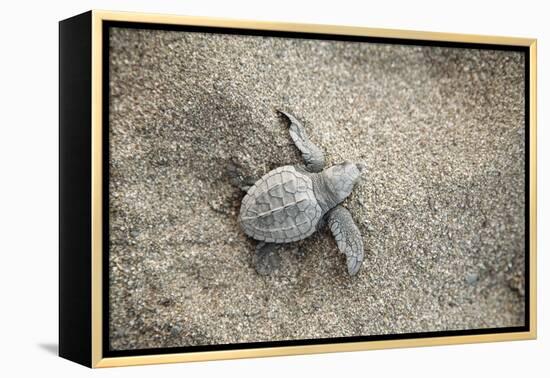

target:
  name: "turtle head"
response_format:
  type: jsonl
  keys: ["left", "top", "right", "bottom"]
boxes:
{"left": 323, "top": 161, "right": 365, "bottom": 204}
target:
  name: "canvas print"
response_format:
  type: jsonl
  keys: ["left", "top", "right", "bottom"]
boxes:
{"left": 107, "top": 25, "right": 526, "bottom": 352}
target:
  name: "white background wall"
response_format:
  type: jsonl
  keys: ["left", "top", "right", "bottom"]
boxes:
{"left": 0, "top": 0, "right": 547, "bottom": 376}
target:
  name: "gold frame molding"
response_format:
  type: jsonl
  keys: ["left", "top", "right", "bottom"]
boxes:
{"left": 89, "top": 10, "right": 537, "bottom": 368}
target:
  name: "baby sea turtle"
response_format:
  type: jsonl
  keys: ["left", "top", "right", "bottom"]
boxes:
{"left": 230, "top": 110, "right": 365, "bottom": 276}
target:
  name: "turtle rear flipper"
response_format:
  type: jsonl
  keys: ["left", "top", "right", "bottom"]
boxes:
{"left": 227, "top": 161, "right": 258, "bottom": 192}
{"left": 327, "top": 205, "right": 364, "bottom": 276}
{"left": 278, "top": 110, "right": 325, "bottom": 173}
{"left": 254, "top": 242, "right": 281, "bottom": 275}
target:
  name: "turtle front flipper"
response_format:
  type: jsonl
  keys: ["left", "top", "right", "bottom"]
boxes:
{"left": 254, "top": 242, "right": 281, "bottom": 275}
{"left": 278, "top": 110, "right": 325, "bottom": 172}
{"left": 326, "top": 205, "right": 364, "bottom": 276}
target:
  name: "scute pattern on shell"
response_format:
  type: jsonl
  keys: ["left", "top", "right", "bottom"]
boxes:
{"left": 239, "top": 166, "right": 323, "bottom": 243}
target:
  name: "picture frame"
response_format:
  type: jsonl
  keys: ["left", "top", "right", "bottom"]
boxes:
{"left": 59, "top": 10, "right": 537, "bottom": 368}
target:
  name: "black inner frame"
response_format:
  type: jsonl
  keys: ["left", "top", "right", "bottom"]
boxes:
{"left": 102, "top": 20, "right": 531, "bottom": 358}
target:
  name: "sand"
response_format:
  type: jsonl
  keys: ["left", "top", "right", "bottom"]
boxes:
{"left": 107, "top": 27, "right": 526, "bottom": 350}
